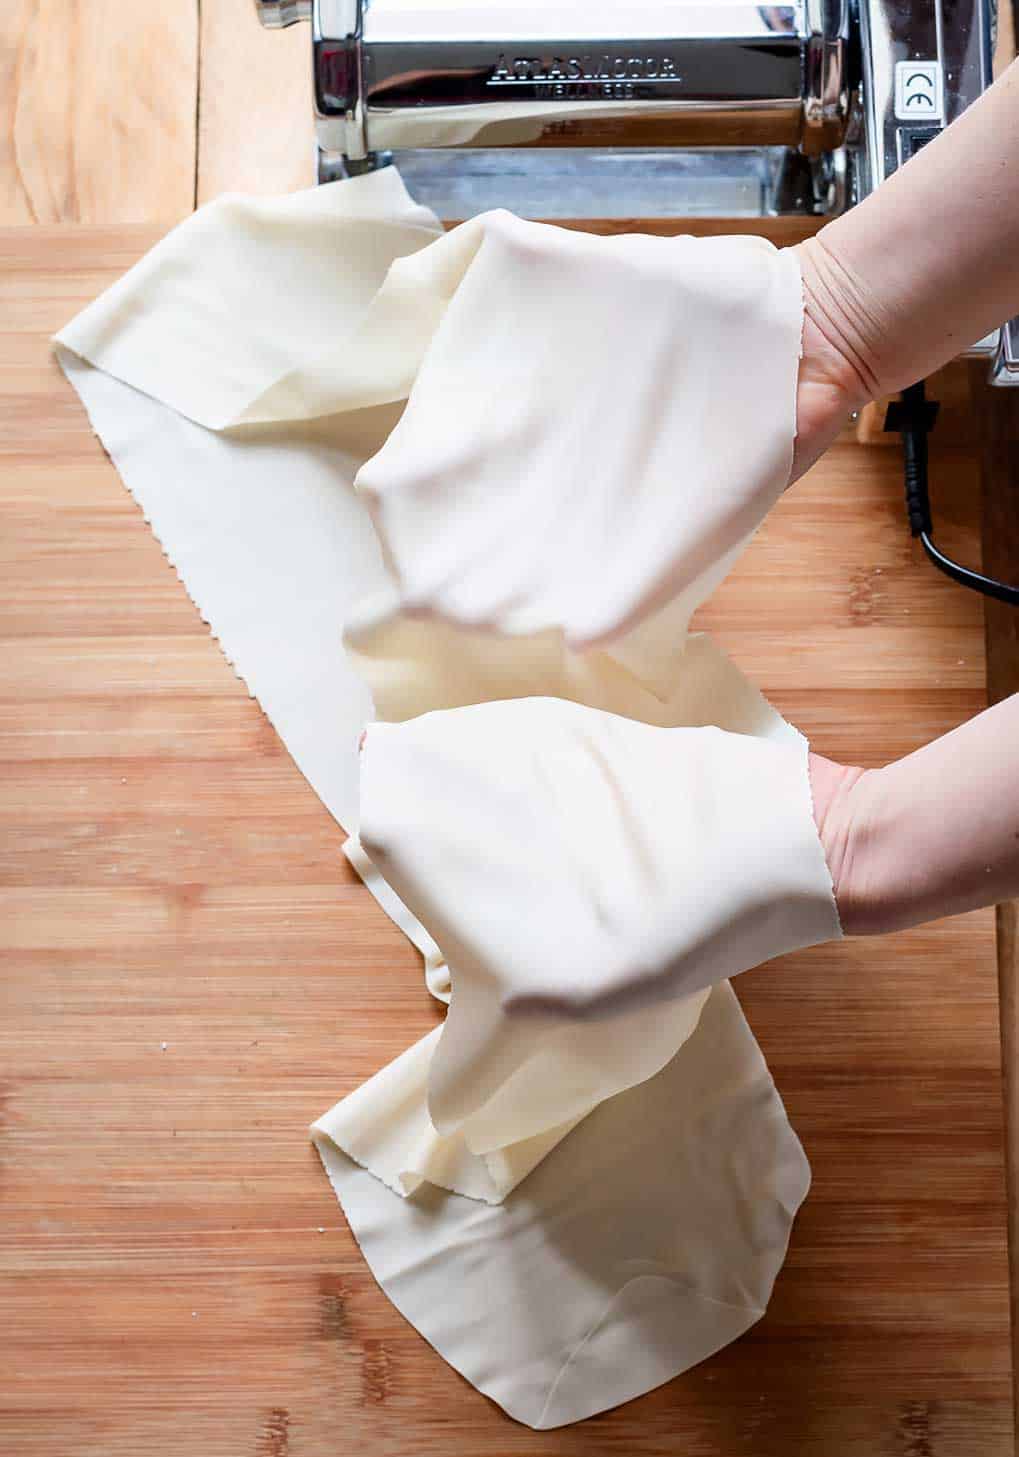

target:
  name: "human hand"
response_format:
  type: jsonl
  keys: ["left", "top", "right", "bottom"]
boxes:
{"left": 806, "top": 752, "right": 870, "bottom": 932}
{"left": 790, "top": 60, "right": 1019, "bottom": 486}
{"left": 356, "top": 211, "right": 803, "bottom": 650}
{"left": 359, "top": 698, "right": 842, "bottom": 1153}
{"left": 789, "top": 237, "right": 876, "bottom": 486}
{"left": 808, "top": 694, "right": 1019, "bottom": 936}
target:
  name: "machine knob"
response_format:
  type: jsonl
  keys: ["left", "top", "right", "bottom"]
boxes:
{"left": 802, "top": 0, "right": 851, "bottom": 155}
{"left": 254, "top": 0, "right": 311, "bottom": 28}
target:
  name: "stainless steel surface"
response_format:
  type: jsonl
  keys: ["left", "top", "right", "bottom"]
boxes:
{"left": 803, "top": 0, "right": 851, "bottom": 154}
{"left": 255, "top": 0, "right": 311, "bottom": 29}
{"left": 295, "top": 0, "right": 854, "bottom": 193}
{"left": 314, "top": 0, "right": 365, "bottom": 161}
{"left": 256, "top": 0, "right": 996, "bottom": 228}
{"left": 991, "top": 318, "right": 1019, "bottom": 387}
{"left": 353, "top": 3, "right": 847, "bottom": 156}
{"left": 856, "top": 0, "right": 993, "bottom": 198}
{"left": 384, "top": 147, "right": 824, "bottom": 220}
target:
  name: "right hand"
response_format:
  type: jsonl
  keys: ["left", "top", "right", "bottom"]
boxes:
{"left": 789, "top": 237, "right": 876, "bottom": 486}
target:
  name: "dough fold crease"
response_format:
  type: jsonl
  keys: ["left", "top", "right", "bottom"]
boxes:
{"left": 52, "top": 168, "right": 824, "bottom": 1427}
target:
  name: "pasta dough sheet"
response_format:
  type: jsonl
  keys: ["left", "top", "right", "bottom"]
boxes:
{"left": 358, "top": 700, "right": 838, "bottom": 1160}
{"left": 355, "top": 208, "right": 802, "bottom": 653}
{"left": 316, "top": 980, "right": 810, "bottom": 1430}
{"left": 54, "top": 168, "right": 817, "bottom": 1426}
{"left": 57, "top": 170, "right": 443, "bottom": 429}
{"left": 321, "top": 603, "right": 834, "bottom": 1203}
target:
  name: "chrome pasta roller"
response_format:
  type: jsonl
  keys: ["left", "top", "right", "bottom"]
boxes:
{"left": 256, "top": 0, "right": 1017, "bottom": 598}
{"left": 255, "top": 0, "right": 995, "bottom": 222}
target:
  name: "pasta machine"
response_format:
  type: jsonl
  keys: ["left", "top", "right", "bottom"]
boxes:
{"left": 255, "top": 0, "right": 1017, "bottom": 597}
{"left": 253, "top": 0, "right": 997, "bottom": 223}
{"left": 254, "top": 0, "right": 1017, "bottom": 395}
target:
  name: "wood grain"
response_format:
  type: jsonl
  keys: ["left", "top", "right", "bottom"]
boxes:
{"left": 972, "top": 360, "right": 1019, "bottom": 1444}
{"left": 197, "top": 0, "right": 314, "bottom": 205}
{"left": 0, "top": 1, "right": 198, "bottom": 225}
{"left": 0, "top": 225, "right": 1012, "bottom": 1455}
{"left": 974, "top": 8, "right": 1019, "bottom": 1443}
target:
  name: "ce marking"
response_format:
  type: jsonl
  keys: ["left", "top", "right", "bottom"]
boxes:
{"left": 894, "top": 60, "right": 944, "bottom": 121}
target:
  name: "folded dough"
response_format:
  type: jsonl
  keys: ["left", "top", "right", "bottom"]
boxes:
{"left": 316, "top": 603, "right": 828, "bottom": 1206}
{"left": 359, "top": 700, "right": 840, "bottom": 1156}
{"left": 54, "top": 169, "right": 442, "bottom": 832}
{"left": 342, "top": 585, "right": 791, "bottom": 729}
{"left": 54, "top": 169, "right": 819, "bottom": 1427}
{"left": 57, "top": 168, "right": 443, "bottom": 428}
{"left": 324, "top": 602, "right": 821, "bottom": 1198}
{"left": 355, "top": 208, "right": 802, "bottom": 650}
{"left": 316, "top": 979, "right": 810, "bottom": 1430}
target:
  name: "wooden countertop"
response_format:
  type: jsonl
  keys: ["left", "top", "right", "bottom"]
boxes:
{"left": 0, "top": 224, "right": 1013, "bottom": 1455}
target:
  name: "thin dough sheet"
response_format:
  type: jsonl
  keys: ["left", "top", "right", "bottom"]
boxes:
{"left": 318, "top": 605, "right": 827, "bottom": 1206}
{"left": 52, "top": 169, "right": 814, "bottom": 1428}
{"left": 354, "top": 210, "right": 802, "bottom": 653}
{"left": 316, "top": 980, "right": 810, "bottom": 1430}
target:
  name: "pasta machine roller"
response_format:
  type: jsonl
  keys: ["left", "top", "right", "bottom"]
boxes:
{"left": 253, "top": 0, "right": 995, "bottom": 222}
{"left": 256, "top": 0, "right": 1016, "bottom": 388}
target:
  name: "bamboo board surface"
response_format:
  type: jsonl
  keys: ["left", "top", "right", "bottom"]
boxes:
{"left": 0, "top": 224, "right": 1012, "bottom": 1455}
{"left": 974, "top": 362, "right": 1019, "bottom": 1439}
{"left": 0, "top": 0, "right": 310, "bottom": 226}
{"left": 0, "top": 1, "right": 199, "bottom": 224}
{"left": 2, "top": 1, "right": 1017, "bottom": 1451}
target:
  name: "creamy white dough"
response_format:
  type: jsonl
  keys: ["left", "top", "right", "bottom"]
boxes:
{"left": 320, "top": 604, "right": 829, "bottom": 1203}
{"left": 355, "top": 208, "right": 802, "bottom": 650}
{"left": 313, "top": 611, "right": 821, "bottom": 1423}
{"left": 57, "top": 170, "right": 443, "bottom": 428}
{"left": 359, "top": 699, "right": 839, "bottom": 1157}
{"left": 316, "top": 980, "right": 811, "bottom": 1430}
{"left": 53, "top": 169, "right": 823, "bottom": 1426}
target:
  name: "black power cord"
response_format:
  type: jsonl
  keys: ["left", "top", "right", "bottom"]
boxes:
{"left": 884, "top": 381, "right": 1019, "bottom": 607}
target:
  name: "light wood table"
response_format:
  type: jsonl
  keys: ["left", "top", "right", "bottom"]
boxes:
{"left": 1, "top": 3, "right": 1017, "bottom": 1452}
{"left": 0, "top": 223, "right": 1012, "bottom": 1456}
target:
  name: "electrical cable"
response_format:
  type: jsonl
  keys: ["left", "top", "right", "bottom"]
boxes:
{"left": 885, "top": 381, "right": 1019, "bottom": 607}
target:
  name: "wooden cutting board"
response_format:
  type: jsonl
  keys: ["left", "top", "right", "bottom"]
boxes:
{"left": 0, "top": 225, "right": 1012, "bottom": 1456}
